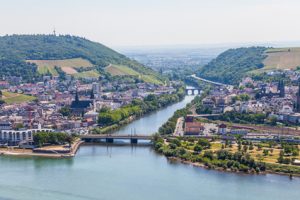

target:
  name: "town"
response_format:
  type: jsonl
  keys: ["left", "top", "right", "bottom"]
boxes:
{"left": 156, "top": 69, "right": 300, "bottom": 171}
{"left": 0, "top": 73, "right": 179, "bottom": 148}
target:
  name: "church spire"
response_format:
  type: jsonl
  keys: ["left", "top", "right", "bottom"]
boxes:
{"left": 90, "top": 89, "right": 95, "bottom": 99}
{"left": 75, "top": 90, "right": 79, "bottom": 102}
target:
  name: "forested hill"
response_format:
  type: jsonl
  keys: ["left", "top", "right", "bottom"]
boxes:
{"left": 196, "top": 47, "right": 267, "bottom": 85}
{"left": 0, "top": 34, "right": 161, "bottom": 82}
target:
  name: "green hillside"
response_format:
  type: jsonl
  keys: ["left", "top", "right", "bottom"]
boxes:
{"left": 196, "top": 47, "right": 267, "bottom": 85}
{"left": 0, "top": 34, "right": 163, "bottom": 83}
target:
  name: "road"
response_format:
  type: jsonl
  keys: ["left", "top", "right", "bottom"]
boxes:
{"left": 173, "top": 117, "right": 184, "bottom": 136}
{"left": 190, "top": 74, "right": 234, "bottom": 90}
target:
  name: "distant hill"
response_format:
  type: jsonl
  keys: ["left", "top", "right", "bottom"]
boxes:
{"left": 196, "top": 47, "right": 267, "bottom": 85}
{"left": 0, "top": 34, "right": 163, "bottom": 83}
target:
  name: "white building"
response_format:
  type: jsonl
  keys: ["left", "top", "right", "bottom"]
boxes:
{"left": 0, "top": 126, "right": 53, "bottom": 145}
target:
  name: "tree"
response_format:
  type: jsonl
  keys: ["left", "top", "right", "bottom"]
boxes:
{"left": 263, "top": 149, "right": 269, "bottom": 156}
{"left": 66, "top": 134, "right": 74, "bottom": 147}
{"left": 59, "top": 106, "right": 71, "bottom": 117}
{"left": 0, "top": 99, "right": 4, "bottom": 105}
{"left": 197, "top": 138, "right": 211, "bottom": 149}
{"left": 203, "top": 151, "right": 214, "bottom": 160}
{"left": 194, "top": 145, "right": 203, "bottom": 153}
{"left": 249, "top": 143, "right": 254, "bottom": 150}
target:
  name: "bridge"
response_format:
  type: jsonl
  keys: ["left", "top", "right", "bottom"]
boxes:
{"left": 189, "top": 114, "right": 221, "bottom": 117}
{"left": 185, "top": 88, "right": 201, "bottom": 95}
{"left": 190, "top": 74, "right": 233, "bottom": 89}
{"left": 80, "top": 134, "right": 152, "bottom": 144}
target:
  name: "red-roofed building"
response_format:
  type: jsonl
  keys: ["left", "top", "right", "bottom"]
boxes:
{"left": 184, "top": 122, "right": 204, "bottom": 135}
{"left": 218, "top": 123, "right": 227, "bottom": 135}
{"left": 0, "top": 81, "right": 9, "bottom": 89}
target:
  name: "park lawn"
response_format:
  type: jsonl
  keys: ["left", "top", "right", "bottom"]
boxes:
{"left": 73, "top": 70, "right": 100, "bottom": 78}
{"left": 210, "top": 142, "right": 223, "bottom": 151}
{"left": 210, "top": 141, "right": 300, "bottom": 165}
{"left": 1, "top": 91, "right": 36, "bottom": 104}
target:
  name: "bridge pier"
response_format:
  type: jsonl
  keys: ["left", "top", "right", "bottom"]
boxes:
{"left": 130, "top": 138, "right": 138, "bottom": 144}
{"left": 106, "top": 138, "right": 114, "bottom": 143}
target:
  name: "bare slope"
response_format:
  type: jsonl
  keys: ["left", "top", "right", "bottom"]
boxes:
{"left": 263, "top": 48, "right": 300, "bottom": 70}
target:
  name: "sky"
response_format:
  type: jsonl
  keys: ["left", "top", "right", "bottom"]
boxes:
{"left": 1, "top": 0, "right": 300, "bottom": 47}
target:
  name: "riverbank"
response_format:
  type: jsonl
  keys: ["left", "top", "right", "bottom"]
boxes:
{"left": 153, "top": 135, "right": 300, "bottom": 177}
{"left": 93, "top": 86, "right": 186, "bottom": 135}
{"left": 168, "top": 156, "right": 300, "bottom": 178}
{"left": 0, "top": 139, "right": 84, "bottom": 158}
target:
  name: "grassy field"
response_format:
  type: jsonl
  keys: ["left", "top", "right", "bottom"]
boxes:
{"left": 27, "top": 58, "right": 93, "bottom": 75}
{"left": 73, "top": 70, "right": 100, "bottom": 78}
{"left": 1, "top": 91, "right": 36, "bottom": 104}
{"left": 262, "top": 47, "right": 300, "bottom": 71}
{"left": 209, "top": 141, "right": 300, "bottom": 165}
{"left": 179, "top": 138, "right": 300, "bottom": 165}
{"left": 105, "top": 64, "right": 162, "bottom": 84}
{"left": 105, "top": 64, "right": 140, "bottom": 76}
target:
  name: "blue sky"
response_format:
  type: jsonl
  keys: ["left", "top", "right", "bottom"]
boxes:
{"left": 0, "top": 0, "right": 300, "bottom": 47}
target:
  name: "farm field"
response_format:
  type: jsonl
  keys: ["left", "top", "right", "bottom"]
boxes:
{"left": 262, "top": 47, "right": 300, "bottom": 71}
{"left": 105, "top": 64, "right": 162, "bottom": 84}
{"left": 73, "top": 70, "right": 100, "bottom": 78}
{"left": 1, "top": 91, "right": 36, "bottom": 104}
{"left": 105, "top": 64, "right": 140, "bottom": 76}
{"left": 27, "top": 58, "right": 93, "bottom": 75}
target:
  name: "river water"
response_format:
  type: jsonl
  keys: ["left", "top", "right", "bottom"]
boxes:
{"left": 0, "top": 96, "right": 299, "bottom": 200}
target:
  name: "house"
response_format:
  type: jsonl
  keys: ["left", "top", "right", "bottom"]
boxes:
{"left": 84, "top": 110, "right": 99, "bottom": 122}
{"left": 218, "top": 124, "right": 227, "bottom": 135}
{"left": 293, "top": 159, "right": 300, "bottom": 166}
{"left": 0, "top": 121, "right": 12, "bottom": 130}
{"left": 184, "top": 121, "right": 204, "bottom": 136}
{"left": 0, "top": 81, "right": 9, "bottom": 89}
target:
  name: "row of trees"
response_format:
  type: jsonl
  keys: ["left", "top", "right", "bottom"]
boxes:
{"left": 33, "top": 132, "right": 75, "bottom": 147}
{"left": 98, "top": 105, "right": 142, "bottom": 126}
{"left": 98, "top": 88, "right": 185, "bottom": 127}
{"left": 216, "top": 111, "right": 267, "bottom": 124}
{"left": 158, "top": 91, "right": 209, "bottom": 135}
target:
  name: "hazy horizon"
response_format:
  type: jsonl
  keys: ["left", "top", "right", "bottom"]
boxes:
{"left": 1, "top": 0, "right": 300, "bottom": 47}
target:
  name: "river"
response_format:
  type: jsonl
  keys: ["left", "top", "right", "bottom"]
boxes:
{"left": 0, "top": 96, "right": 299, "bottom": 200}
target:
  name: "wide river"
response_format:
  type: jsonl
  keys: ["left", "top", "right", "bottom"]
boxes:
{"left": 0, "top": 96, "right": 299, "bottom": 200}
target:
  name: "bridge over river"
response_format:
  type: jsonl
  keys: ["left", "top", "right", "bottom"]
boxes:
{"left": 80, "top": 134, "right": 152, "bottom": 144}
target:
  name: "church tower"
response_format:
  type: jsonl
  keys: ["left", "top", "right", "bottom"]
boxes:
{"left": 278, "top": 80, "right": 285, "bottom": 98}
{"left": 75, "top": 90, "right": 79, "bottom": 102}
{"left": 296, "top": 82, "right": 300, "bottom": 112}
